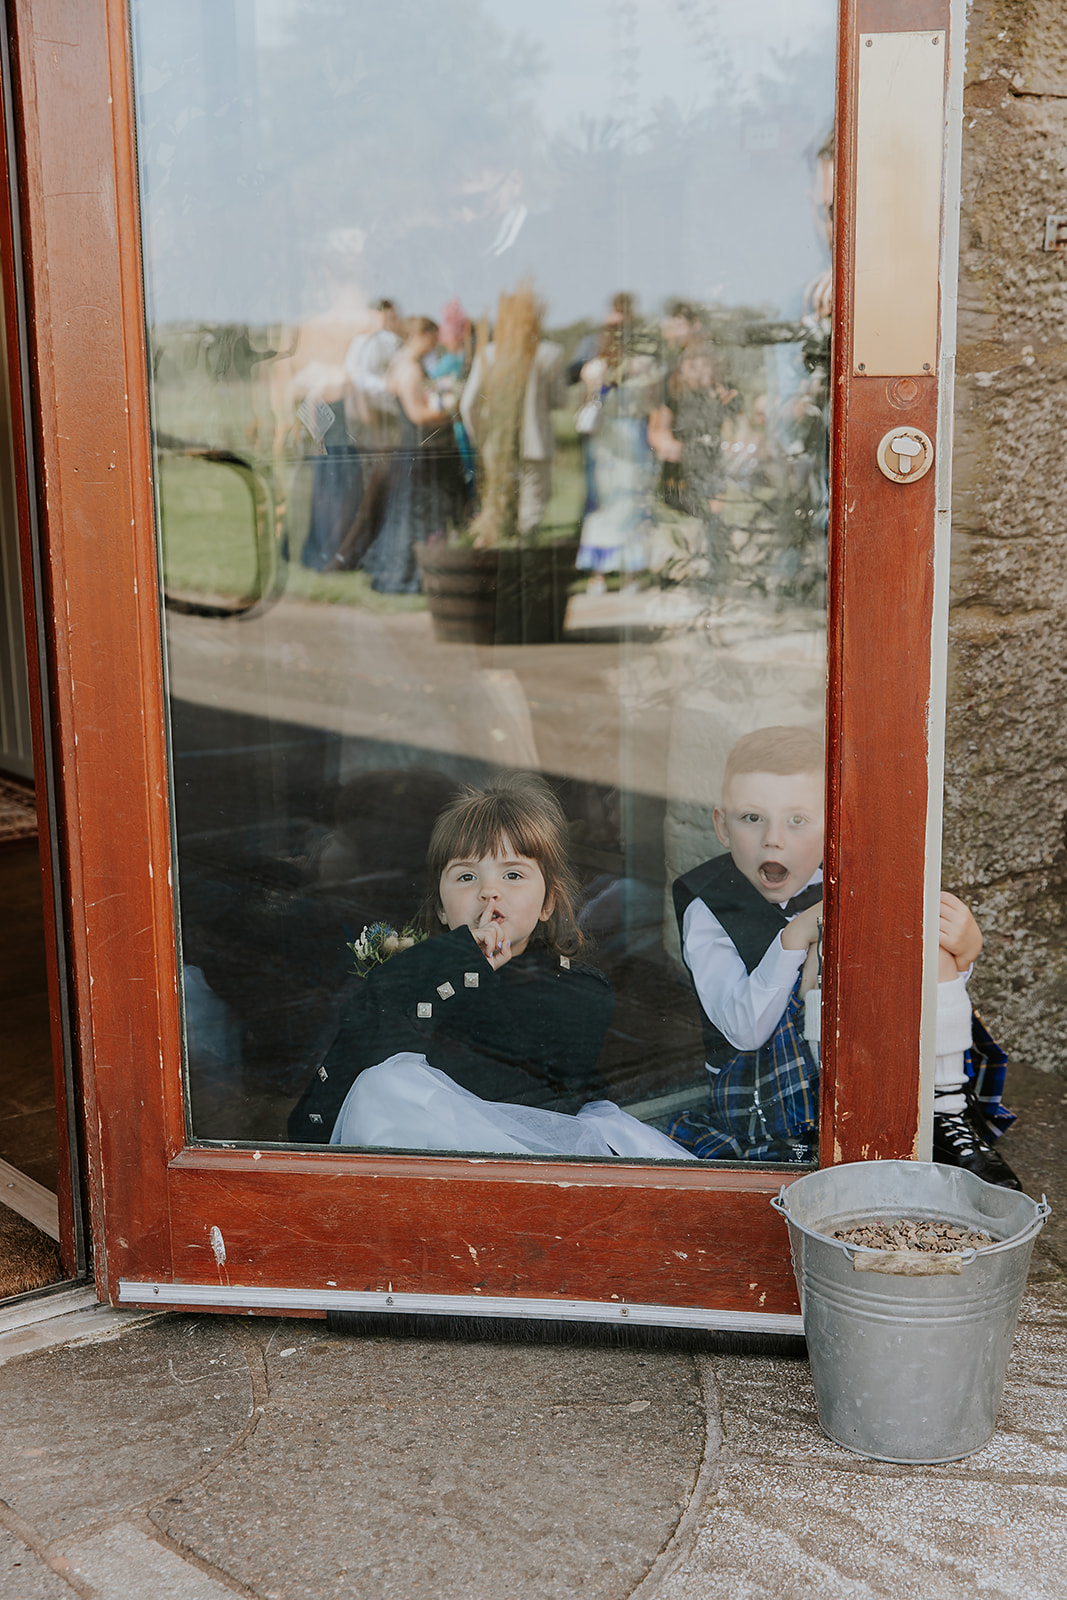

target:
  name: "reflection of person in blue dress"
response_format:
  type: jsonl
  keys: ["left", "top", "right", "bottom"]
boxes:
{"left": 575, "top": 325, "right": 661, "bottom": 577}
{"left": 299, "top": 398, "right": 364, "bottom": 572}
{"left": 363, "top": 316, "right": 466, "bottom": 594}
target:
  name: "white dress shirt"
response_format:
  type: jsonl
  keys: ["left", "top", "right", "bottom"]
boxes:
{"left": 681, "top": 867, "right": 823, "bottom": 1054}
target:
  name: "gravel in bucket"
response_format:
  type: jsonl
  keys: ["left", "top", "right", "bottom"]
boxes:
{"left": 831, "top": 1217, "right": 993, "bottom": 1252}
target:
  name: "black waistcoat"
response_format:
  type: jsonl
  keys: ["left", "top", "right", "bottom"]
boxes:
{"left": 672, "top": 855, "right": 791, "bottom": 1069}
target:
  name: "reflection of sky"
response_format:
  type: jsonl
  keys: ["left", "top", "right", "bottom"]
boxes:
{"left": 521, "top": 0, "right": 834, "bottom": 137}
{"left": 133, "top": 0, "right": 836, "bottom": 329}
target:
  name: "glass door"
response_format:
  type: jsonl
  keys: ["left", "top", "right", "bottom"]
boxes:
{"left": 8, "top": 0, "right": 959, "bottom": 1327}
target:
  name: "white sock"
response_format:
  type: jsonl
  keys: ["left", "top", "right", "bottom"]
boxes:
{"left": 934, "top": 970, "right": 972, "bottom": 1114}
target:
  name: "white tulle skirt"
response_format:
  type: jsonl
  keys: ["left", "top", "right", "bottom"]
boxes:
{"left": 329, "top": 1053, "right": 695, "bottom": 1160}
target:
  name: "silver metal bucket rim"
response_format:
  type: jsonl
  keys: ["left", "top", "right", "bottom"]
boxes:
{"left": 771, "top": 1182, "right": 1051, "bottom": 1268}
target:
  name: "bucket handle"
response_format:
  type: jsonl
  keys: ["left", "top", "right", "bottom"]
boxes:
{"left": 771, "top": 1189, "right": 1051, "bottom": 1268}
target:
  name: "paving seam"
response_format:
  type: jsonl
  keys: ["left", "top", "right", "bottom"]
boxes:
{"left": 116, "top": 1509, "right": 264, "bottom": 1599}
{"left": 124, "top": 1317, "right": 273, "bottom": 1591}
{"left": 0, "top": 1496, "right": 97, "bottom": 1598}
{"left": 626, "top": 1353, "right": 725, "bottom": 1599}
{"left": 0, "top": 1320, "right": 272, "bottom": 1599}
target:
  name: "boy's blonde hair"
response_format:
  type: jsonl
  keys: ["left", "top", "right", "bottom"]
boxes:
{"left": 421, "top": 771, "right": 585, "bottom": 957}
{"left": 722, "top": 726, "right": 824, "bottom": 793}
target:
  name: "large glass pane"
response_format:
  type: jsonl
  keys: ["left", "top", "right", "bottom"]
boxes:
{"left": 132, "top": 0, "right": 835, "bottom": 1163}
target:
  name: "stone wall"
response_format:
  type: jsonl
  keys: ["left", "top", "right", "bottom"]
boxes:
{"left": 945, "top": 0, "right": 1067, "bottom": 1072}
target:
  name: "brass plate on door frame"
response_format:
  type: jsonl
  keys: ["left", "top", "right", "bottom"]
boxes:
{"left": 853, "top": 31, "right": 946, "bottom": 377}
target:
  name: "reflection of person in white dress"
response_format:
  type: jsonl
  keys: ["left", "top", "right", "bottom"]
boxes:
{"left": 576, "top": 324, "right": 662, "bottom": 576}
{"left": 289, "top": 773, "right": 692, "bottom": 1160}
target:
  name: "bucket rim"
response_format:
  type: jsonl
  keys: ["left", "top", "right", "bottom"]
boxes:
{"left": 771, "top": 1173, "right": 1050, "bottom": 1266}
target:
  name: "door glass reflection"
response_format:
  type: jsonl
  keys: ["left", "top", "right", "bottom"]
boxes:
{"left": 131, "top": 0, "right": 836, "bottom": 1162}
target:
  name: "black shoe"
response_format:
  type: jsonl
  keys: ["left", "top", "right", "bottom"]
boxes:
{"left": 932, "top": 1109, "right": 1023, "bottom": 1190}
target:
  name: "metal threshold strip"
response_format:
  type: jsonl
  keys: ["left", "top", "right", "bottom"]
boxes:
{"left": 118, "top": 1281, "right": 805, "bottom": 1335}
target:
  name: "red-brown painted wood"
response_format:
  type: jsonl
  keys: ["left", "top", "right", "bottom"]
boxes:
{"left": 162, "top": 1154, "right": 800, "bottom": 1314}
{"left": 8, "top": 0, "right": 181, "bottom": 1297}
{"left": 0, "top": 42, "right": 79, "bottom": 1274}
{"left": 822, "top": 0, "right": 939, "bottom": 1165}
{"left": 9, "top": 0, "right": 944, "bottom": 1317}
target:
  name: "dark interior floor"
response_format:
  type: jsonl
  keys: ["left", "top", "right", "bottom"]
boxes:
{"left": 0, "top": 841, "right": 59, "bottom": 1192}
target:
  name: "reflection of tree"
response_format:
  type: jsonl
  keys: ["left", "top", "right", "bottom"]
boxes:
{"left": 258, "top": 0, "right": 545, "bottom": 305}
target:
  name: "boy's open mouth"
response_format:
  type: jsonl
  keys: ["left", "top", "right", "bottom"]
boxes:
{"left": 758, "top": 862, "right": 789, "bottom": 888}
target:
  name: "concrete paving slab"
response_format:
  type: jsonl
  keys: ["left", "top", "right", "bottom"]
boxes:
{"left": 712, "top": 1360, "right": 1067, "bottom": 1483}
{"left": 0, "top": 1302, "right": 165, "bottom": 1369}
{"left": 649, "top": 1466, "right": 1067, "bottom": 1600}
{"left": 0, "top": 1527, "right": 72, "bottom": 1600}
{"left": 150, "top": 1325, "right": 708, "bottom": 1600}
{"left": 0, "top": 1316, "right": 253, "bottom": 1542}
{"left": 705, "top": 1290, "right": 1067, "bottom": 1483}
{"left": 716, "top": 1286, "right": 1067, "bottom": 1472}
{"left": 65, "top": 1523, "right": 239, "bottom": 1600}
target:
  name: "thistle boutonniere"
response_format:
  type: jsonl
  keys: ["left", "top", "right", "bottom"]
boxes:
{"left": 349, "top": 921, "right": 426, "bottom": 978}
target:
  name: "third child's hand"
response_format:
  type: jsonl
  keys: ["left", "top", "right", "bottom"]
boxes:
{"left": 781, "top": 899, "right": 823, "bottom": 953}
{"left": 939, "top": 891, "right": 982, "bottom": 970}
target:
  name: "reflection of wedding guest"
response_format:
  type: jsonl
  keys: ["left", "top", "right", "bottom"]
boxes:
{"left": 344, "top": 302, "right": 403, "bottom": 440}
{"left": 299, "top": 398, "right": 365, "bottom": 571}
{"left": 565, "top": 291, "right": 636, "bottom": 386}
{"left": 426, "top": 299, "right": 476, "bottom": 487}
{"left": 574, "top": 323, "right": 661, "bottom": 576}
{"left": 425, "top": 299, "right": 470, "bottom": 392}
{"left": 325, "top": 300, "right": 404, "bottom": 572}
{"left": 568, "top": 293, "right": 665, "bottom": 530}
{"left": 364, "top": 317, "right": 466, "bottom": 594}
{"left": 460, "top": 334, "right": 566, "bottom": 534}
{"left": 647, "top": 311, "right": 740, "bottom": 580}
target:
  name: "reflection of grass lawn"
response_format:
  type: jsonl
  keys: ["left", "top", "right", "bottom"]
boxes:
{"left": 285, "top": 566, "right": 427, "bottom": 612}
{"left": 159, "top": 454, "right": 260, "bottom": 600}
{"left": 159, "top": 427, "right": 586, "bottom": 614}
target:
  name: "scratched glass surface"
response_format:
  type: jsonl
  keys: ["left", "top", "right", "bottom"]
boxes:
{"left": 131, "top": 0, "right": 835, "bottom": 1162}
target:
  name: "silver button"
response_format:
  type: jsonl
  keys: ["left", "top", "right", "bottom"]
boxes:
{"left": 559, "top": 956, "right": 571, "bottom": 969}
{"left": 437, "top": 981, "right": 455, "bottom": 1000}
{"left": 317, "top": 1065, "right": 329, "bottom": 1081}
{"left": 308, "top": 1113, "right": 322, "bottom": 1124}
{"left": 417, "top": 1002, "right": 433, "bottom": 1018}
{"left": 464, "top": 972, "right": 480, "bottom": 988}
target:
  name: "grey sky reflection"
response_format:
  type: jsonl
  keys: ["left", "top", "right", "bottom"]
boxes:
{"left": 132, "top": 0, "right": 836, "bottom": 328}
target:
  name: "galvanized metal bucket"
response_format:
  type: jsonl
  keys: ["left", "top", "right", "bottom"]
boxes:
{"left": 771, "top": 1160, "right": 1050, "bottom": 1463}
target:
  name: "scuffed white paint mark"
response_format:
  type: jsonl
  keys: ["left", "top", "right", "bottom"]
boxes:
{"left": 210, "top": 1225, "right": 226, "bottom": 1266}
{"left": 280, "top": 1347, "right": 297, "bottom": 1358}
{"left": 466, "top": 1243, "right": 479, "bottom": 1263}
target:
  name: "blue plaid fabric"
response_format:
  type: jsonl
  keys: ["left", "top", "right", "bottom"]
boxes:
{"left": 966, "top": 1010, "right": 1014, "bottom": 1138}
{"left": 667, "top": 979, "right": 818, "bottom": 1163}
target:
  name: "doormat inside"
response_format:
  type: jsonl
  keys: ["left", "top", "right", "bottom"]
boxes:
{"left": 0, "top": 1199, "right": 62, "bottom": 1299}
{"left": 0, "top": 775, "right": 36, "bottom": 848}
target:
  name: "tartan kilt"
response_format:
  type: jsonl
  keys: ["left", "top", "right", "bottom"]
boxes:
{"left": 966, "top": 1010, "right": 1015, "bottom": 1139}
{"left": 668, "top": 982, "right": 819, "bottom": 1163}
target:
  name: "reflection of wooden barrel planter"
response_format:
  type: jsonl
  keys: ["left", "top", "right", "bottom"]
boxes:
{"left": 415, "top": 541, "right": 580, "bottom": 645}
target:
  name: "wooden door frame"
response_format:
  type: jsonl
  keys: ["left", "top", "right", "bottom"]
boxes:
{"left": 6, "top": 0, "right": 957, "bottom": 1324}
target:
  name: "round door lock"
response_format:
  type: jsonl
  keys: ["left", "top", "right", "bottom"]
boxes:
{"left": 876, "top": 427, "right": 934, "bottom": 483}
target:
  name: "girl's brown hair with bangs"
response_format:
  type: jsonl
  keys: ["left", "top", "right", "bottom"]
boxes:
{"left": 420, "top": 771, "right": 585, "bottom": 957}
